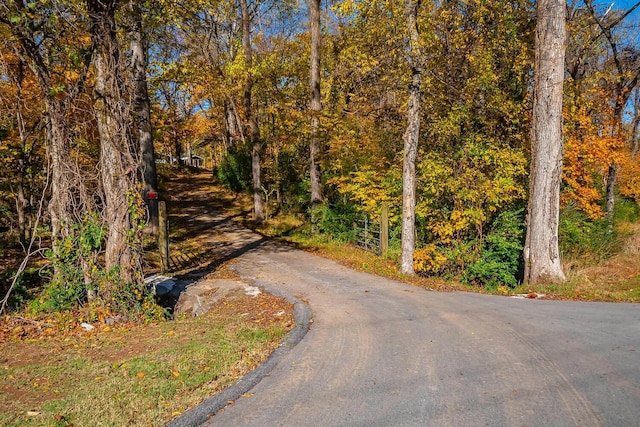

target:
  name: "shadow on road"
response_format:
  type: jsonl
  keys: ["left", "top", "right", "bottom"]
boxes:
{"left": 154, "top": 170, "right": 297, "bottom": 313}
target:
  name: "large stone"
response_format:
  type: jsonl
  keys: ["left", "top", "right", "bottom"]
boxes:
{"left": 174, "top": 279, "right": 252, "bottom": 317}
{"left": 144, "top": 274, "right": 176, "bottom": 296}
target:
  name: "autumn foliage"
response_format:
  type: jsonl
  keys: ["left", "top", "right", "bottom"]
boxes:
{"left": 1, "top": 0, "right": 639, "bottom": 307}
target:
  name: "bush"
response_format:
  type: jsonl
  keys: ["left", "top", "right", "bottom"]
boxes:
{"left": 314, "top": 202, "right": 359, "bottom": 242}
{"left": 217, "top": 147, "right": 252, "bottom": 192}
{"left": 559, "top": 203, "right": 614, "bottom": 260}
{"left": 2, "top": 268, "right": 42, "bottom": 312}
{"left": 463, "top": 209, "right": 524, "bottom": 289}
{"left": 614, "top": 196, "right": 640, "bottom": 224}
{"left": 414, "top": 243, "right": 448, "bottom": 274}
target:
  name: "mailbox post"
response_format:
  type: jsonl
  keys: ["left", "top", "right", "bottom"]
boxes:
{"left": 158, "top": 200, "right": 170, "bottom": 272}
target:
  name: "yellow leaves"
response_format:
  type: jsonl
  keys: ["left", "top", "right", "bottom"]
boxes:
{"left": 417, "top": 140, "right": 527, "bottom": 242}
{"left": 332, "top": 0, "right": 356, "bottom": 17}
{"left": 414, "top": 244, "right": 447, "bottom": 275}
{"left": 328, "top": 164, "right": 400, "bottom": 225}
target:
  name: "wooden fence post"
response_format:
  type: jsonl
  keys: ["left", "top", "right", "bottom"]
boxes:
{"left": 158, "top": 201, "right": 170, "bottom": 273}
{"left": 380, "top": 203, "right": 389, "bottom": 256}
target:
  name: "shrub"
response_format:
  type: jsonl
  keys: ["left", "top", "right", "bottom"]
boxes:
{"left": 2, "top": 268, "right": 42, "bottom": 312}
{"left": 463, "top": 209, "right": 524, "bottom": 289}
{"left": 559, "top": 203, "right": 614, "bottom": 260}
{"left": 314, "top": 202, "right": 359, "bottom": 242}
{"left": 217, "top": 147, "right": 251, "bottom": 192}
{"left": 414, "top": 243, "right": 448, "bottom": 274}
{"left": 36, "top": 214, "right": 105, "bottom": 311}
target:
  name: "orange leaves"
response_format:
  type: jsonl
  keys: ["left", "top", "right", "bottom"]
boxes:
{"left": 618, "top": 157, "right": 640, "bottom": 202}
{"left": 562, "top": 89, "right": 629, "bottom": 219}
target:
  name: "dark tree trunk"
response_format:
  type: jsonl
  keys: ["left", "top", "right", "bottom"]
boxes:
{"left": 241, "top": 0, "right": 264, "bottom": 223}
{"left": 524, "top": 0, "right": 566, "bottom": 284}
{"left": 606, "top": 164, "right": 617, "bottom": 230}
{"left": 174, "top": 127, "right": 182, "bottom": 166}
{"left": 309, "top": 0, "right": 323, "bottom": 231}
{"left": 13, "top": 58, "right": 28, "bottom": 246}
{"left": 130, "top": 1, "right": 159, "bottom": 235}
{"left": 88, "top": 0, "right": 141, "bottom": 288}
{"left": 631, "top": 89, "right": 639, "bottom": 158}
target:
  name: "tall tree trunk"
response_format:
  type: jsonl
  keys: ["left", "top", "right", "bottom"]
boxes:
{"left": 173, "top": 125, "right": 182, "bottom": 166}
{"left": 400, "top": 0, "right": 422, "bottom": 276}
{"left": 16, "top": 163, "right": 27, "bottom": 246}
{"left": 186, "top": 141, "right": 193, "bottom": 166}
{"left": 631, "top": 89, "right": 639, "bottom": 159}
{"left": 309, "top": 0, "right": 323, "bottom": 231}
{"left": 130, "top": 1, "right": 158, "bottom": 235}
{"left": 46, "top": 104, "right": 77, "bottom": 248}
{"left": 6, "top": 0, "right": 94, "bottom": 286}
{"left": 14, "top": 58, "right": 27, "bottom": 246}
{"left": 88, "top": 0, "right": 141, "bottom": 288}
{"left": 523, "top": 0, "right": 566, "bottom": 284}
{"left": 606, "top": 164, "right": 617, "bottom": 230}
{"left": 241, "top": 0, "right": 264, "bottom": 223}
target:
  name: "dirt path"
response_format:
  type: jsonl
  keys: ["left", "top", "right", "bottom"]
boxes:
{"left": 161, "top": 171, "right": 261, "bottom": 277}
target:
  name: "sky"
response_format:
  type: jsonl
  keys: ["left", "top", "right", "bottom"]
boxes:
{"left": 603, "top": 0, "right": 640, "bottom": 17}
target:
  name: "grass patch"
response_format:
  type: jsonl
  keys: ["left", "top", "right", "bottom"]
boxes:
{"left": 260, "top": 210, "right": 640, "bottom": 302}
{"left": 0, "top": 292, "right": 293, "bottom": 426}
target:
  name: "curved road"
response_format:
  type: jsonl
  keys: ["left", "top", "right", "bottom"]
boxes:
{"left": 162, "top": 173, "right": 640, "bottom": 426}
{"left": 189, "top": 237, "right": 640, "bottom": 426}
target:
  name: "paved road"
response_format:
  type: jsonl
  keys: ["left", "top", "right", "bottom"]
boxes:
{"left": 194, "top": 240, "right": 640, "bottom": 427}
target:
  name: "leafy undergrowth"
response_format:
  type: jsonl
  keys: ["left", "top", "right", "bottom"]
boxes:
{"left": 0, "top": 290, "right": 294, "bottom": 427}
{"left": 258, "top": 213, "right": 640, "bottom": 302}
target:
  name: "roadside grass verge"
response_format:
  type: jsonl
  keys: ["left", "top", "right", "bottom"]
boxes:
{"left": 257, "top": 213, "right": 640, "bottom": 302}
{"left": 0, "top": 291, "right": 293, "bottom": 427}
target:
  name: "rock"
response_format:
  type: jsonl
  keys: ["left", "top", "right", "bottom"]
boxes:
{"left": 80, "top": 322, "right": 95, "bottom": 331}
{"left": 244, "top": 286, "right": 261, "bottom": 296}
{"left": 105, "top": 316, "right": 122, "bottom": 326}
{"left": 144, "top": 274, "right": 176, "bottom": 296}
{"left": 155, "top": 280, "right": 175, "bottom": 296}
{"left": 174, "top": 279, "right": 250, "bottom": 317}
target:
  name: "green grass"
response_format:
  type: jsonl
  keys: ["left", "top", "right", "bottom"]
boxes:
{"left": 0, "top": 294, "right": 291, "bottom": 427}
{"left": 259, "top": 213, "right": 640, "bottom": 302}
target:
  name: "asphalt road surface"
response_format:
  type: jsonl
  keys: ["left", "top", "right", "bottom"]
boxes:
{"left": 199, "top": 239, "right": 639, "bottom": 427}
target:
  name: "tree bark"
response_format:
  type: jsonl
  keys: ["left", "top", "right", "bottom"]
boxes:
{"left": 241, "top": 0, "right": 264, "bottom": 223}
{"left": 13, "top": 58, "right": 28, "bottom": 246}
{"left": 524, "top": 0, "right": 566, "bottom": 284}
{"left": 88, "top": 0, "right": 141, "bottom": 288}
{"left": 631, "top": 88, "right": 639, "bottom": 159}
{"left": 632, "top": 90, "right": 640, "bottom": 211}
{"left": 130, "top": 1, "right": 159, "bottom": 235}
{"left": 5, "top": 0, "right": 82, "bottom": 255}
{"left": 309, "top": 0, "right": 323, "bottom": 229}
{"left": 606, "top": 164, "right": 617, "bottom": 230}
{"left": 400, "top": 0, "right": 422, "bottom": 276}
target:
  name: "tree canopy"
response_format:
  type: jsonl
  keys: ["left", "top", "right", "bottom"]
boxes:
{"left": 1, "top": 0, "right": 640, "bottom": 311}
